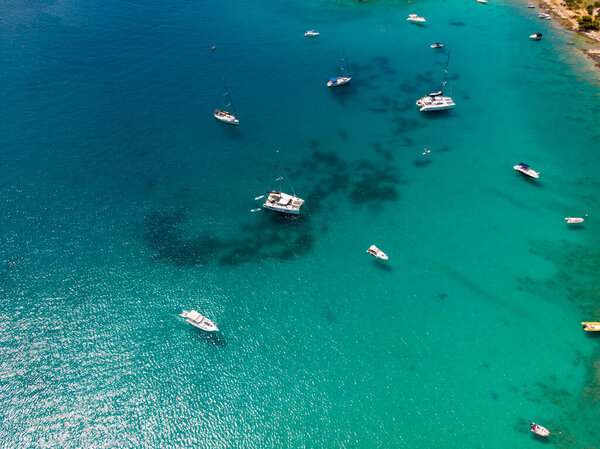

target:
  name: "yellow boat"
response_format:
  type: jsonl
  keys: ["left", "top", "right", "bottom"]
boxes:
{"left": 582, "top": 322, "right": 600, "bottom": 332}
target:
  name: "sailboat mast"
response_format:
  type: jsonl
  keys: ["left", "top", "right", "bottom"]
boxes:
{"left": 441, "top": 51, "right": 450, "bottom": 95}
{"left": 222, "top": 79, "right": 238, "bottom": 116}
{"left": 342, "top": 49, "right": 351, "bottom": 77}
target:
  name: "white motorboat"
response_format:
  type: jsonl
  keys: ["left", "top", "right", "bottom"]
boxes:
{"left": 430, "top": 42, "right": 444, "bottom": 49}
{"left": 407, "top": 14, "right": 426, "bottom": 24}
{"left": 304, "top": 30, "right": 320, "bottom": 37}
{"left": 477, "top": 0, "right": 488, "bottom": 4}
{"left": 416, "top": 52, "right": 455, "bottom": 112}
{"left": 513, "top": 163, "right": 540, "bottom": 178}
{"left": 263, "top": 191, "right": 304, "bottom": 214}
{"left": 530, "top": 422, "right": 550, "bottom": 437}
{"left": 565, "top": 217, "right": 584, "bottom": 224}
{"left": 214, "top": 80, "right": 239, "bottom": 125}
{"left": 327, "top": 54, "right": 352, "bottom": 87}
{"left": 527, "top": 3, "right": 536, "bottom": 7}
{"left": 180, "top": 310, "right": 219, "bottom": 332}
{"left": 367, "top": 245, "right": 388, "bottom": 260}
{"left": 530, "top": 33, "right": 543, "bottom": 40}
{"left": 538, "top": 12, "right": 550, "bottom": 18}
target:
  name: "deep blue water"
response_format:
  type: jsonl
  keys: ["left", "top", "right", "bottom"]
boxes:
{"left": 1, "top": 0, "right": 600, "bottom": 447}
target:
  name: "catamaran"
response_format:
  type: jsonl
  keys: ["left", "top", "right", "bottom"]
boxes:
{"left": 262, "top": 172, "right": 304, "bottom": 215}
{"left": 416, "top": 52, "right": 456, "bottom": 112}
{"left": 214, "top": 80, "right": 239, "bottom": 126}
{"left": 180, "top": 310, "right": 219, "bottom": 332}
{"left": 327, "top": 55, "right": 352, "bottom": 87}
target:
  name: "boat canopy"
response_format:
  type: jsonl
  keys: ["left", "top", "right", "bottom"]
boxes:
{"left": 330, "top": 78, "right": 338, "bottom": 82}
{"left": 519, "top": 163, "right": 530, "bottom": 168}
{"left": 188, "top": 310, "right": 202, "bottom": 321}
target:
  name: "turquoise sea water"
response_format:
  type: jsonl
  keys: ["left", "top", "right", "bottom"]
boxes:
{"left": 1, "top": 0, "right": 600, "bottom": 447}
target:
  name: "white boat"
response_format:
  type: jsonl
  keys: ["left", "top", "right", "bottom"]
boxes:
{"left": 263, "top": 191, "right": 304, "bottom": 214}
{"left": 565, "top": 217, "right": 584, "bottom": 224}
{"left": 582, "top": 321, "right": 600, "bottom": 331}
{"left": 214, "top": 80, "right": 239, "bottom": 126}
{"left": 327, "top": 55, "right": 352, "bottom": 87}
{"left": 530, "top": 33, "right": 543, "bottom": 40}
{"left": 530, "top": 422, "right": 550, "bottom": 437}
{"left": 180, "top": 310, "right": 219, "bottom": 332}
{"left": 430, "top": 42, "right": 444, "bottom": 49}
{"left": 367, "top": 245, "right": 389, "bottom": 260}
{"left": 527, "top": 3, "right": 536, "bottom": 7}
{"left": 513, "top": 163, "right": 540, "bottom": 178}
{"left": 538, "top": 12, "right": 550, "bottom": 18}
{"left": 304, "top": 30, "right": 319, "bottom": 37}
{"left": 416, "top": 52, "right": 455, "bottom": 112}
{"left": 477, "top": 0, "right": 488, "bottom": 4}
{"left": 407, "top": 14, "right": 426, "bottom": 24}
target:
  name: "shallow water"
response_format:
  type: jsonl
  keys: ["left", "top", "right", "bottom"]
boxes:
{"left": 1, "top": 0, "right": 599, "bottom": 447}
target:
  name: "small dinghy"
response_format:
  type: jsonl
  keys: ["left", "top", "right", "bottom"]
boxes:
{"left": 530, "top": 33, "right": 543, "bottom": 40}
{"left": 367, "top": 245, "right": 389, "bottom": 260}
{"left": 430, "top": 42, "right": 444, "bottom": 49}
{"left": 180, "top": 310, "right": 219, "bottom": 332}
{"left": 250, "top": 208, "right": 261, "bottom": 213}
{"left": 304, "top": 30, "right": 319, "bottom": 37}
{"left": 530, "top": 422, "right": 550, "bottom": 437}
{"left": 527, "top": 3, "right": 536, "bottom": 7}
{"left": 582, "top": 321, "right": 600, "bottom": 331}
{"left": 565, "top": 217, "right": 584, "bottom": 224}
{"left": 513, "top": 163, "right": 540, "bottom": 178}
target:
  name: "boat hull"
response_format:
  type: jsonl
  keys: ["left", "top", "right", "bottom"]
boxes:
{"left": 214, "top": 111, "right": 239, "bottom": 125}
{"left": 263, "top": 204, "right": 301, "bottom": 215}
{"left": 327, "top": 77, "right": 352, "bottom": 87}
{"left": 416, "top": 98, "right": 455, "bottom": 112}
{"left": 582, "top": 321, "right": 600, "bottom": 331}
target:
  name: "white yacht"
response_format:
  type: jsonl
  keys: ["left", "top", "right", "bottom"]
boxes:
{"left": 530, "top": 33, "right": 543, "bottom": 40}
{"left": 513, "top": 163, "right": 540, "bottom": 178}
{"left": 327, "top": 55, "right": 352, "bottom": 87}
{"left": 214, "top": 80, "right": 239, "bottom": 126}
{"left": 407, "top": 14, "right": 426, "bottom": 24}
{"left": 180, "top": 310, "right": 219, "bottom": 332}
{"left": 565, "top": 217, "right": 584, "bottom": 224}
{"left": 367, "top": 245, "right": 389, "bottom": 260}
{"left": 263, "top": 191, "right": 304, "bottom": 214}
{"left": 416, "top": 52, "right": 455, "bottom": 112}
{"left": 214, "top": 109, "right": 239, "bottom": 125}
{"left": 304, "top": 30, "right": 320, "bottom": 37}
{"left": 530, "top": 423, "right": 550, "bottom": 437}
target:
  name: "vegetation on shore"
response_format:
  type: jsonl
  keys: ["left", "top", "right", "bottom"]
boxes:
{"left": 564, "top": 0, "right": 600, "bottom": 29}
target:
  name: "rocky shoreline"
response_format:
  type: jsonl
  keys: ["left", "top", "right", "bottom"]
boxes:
{"left": 536, "top": 0, "right": 600, "bottom": 67}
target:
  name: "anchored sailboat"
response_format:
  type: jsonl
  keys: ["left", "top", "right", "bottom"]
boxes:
{"left": 327, "top": 53, "right": 352, "bottom": 88}
{"left": 214, "top": 80, "right": 239, "bottom": 125}
{"left": 263, "top": 167, "right": 304, "bottom": 215}
{"left": 416, "top": 52, "right": 456, "bottom": 112}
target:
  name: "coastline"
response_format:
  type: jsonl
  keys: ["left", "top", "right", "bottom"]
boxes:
{"left": 534, "top": 0, "right": 600, "bottom": 66}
